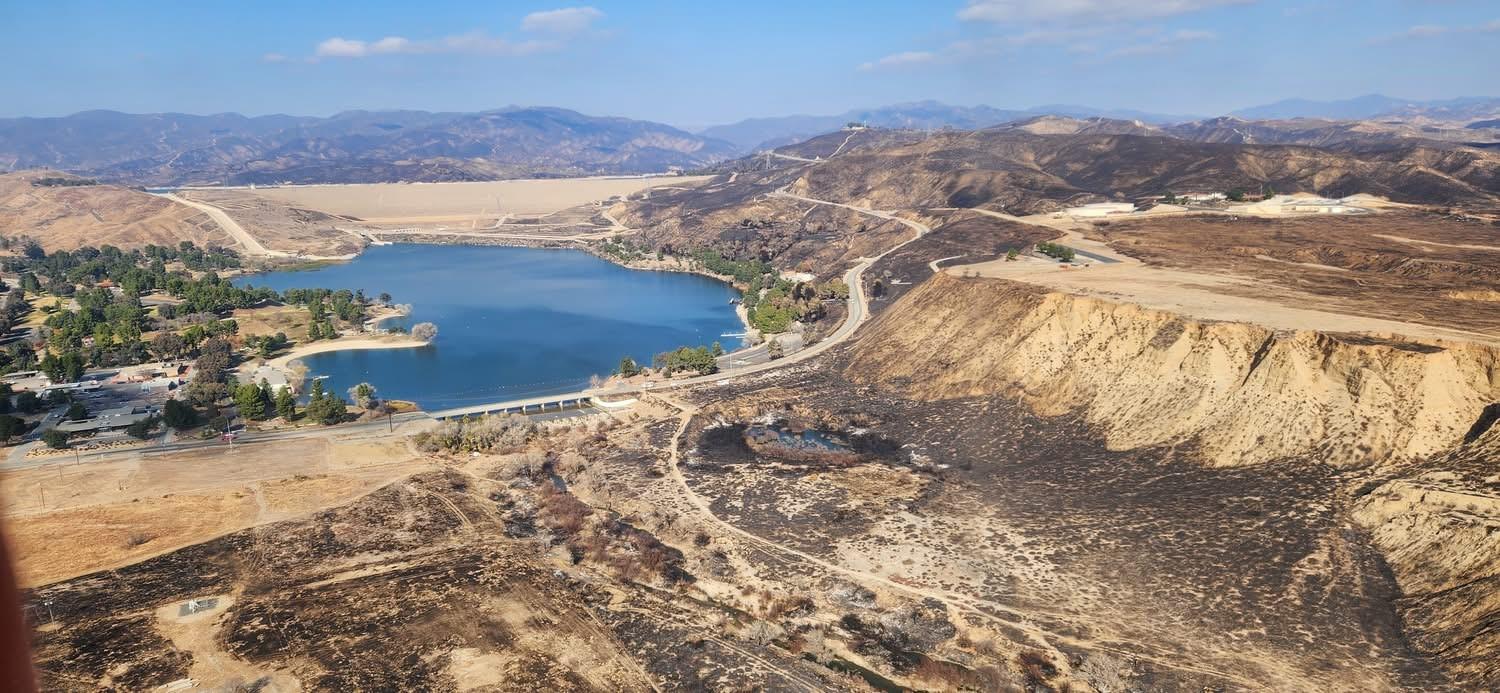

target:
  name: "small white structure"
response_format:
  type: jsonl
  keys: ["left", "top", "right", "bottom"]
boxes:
{"left": 1067, "top": 202, "right": 1136, "bottom": 218}
{"left": 251, "top": 366, "right": 291, "bottom": 394}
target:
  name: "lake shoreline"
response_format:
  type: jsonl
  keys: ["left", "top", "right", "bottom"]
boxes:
{"left": 236, "top": 244, "right": 746, "bottom": 410}
{"left": 328, "top": 234, "right": 758, "bottom": 339}
{"left": 269, "top": 336, "right": 431, "bottom": 385}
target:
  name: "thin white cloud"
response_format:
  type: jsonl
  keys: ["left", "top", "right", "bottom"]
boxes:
{"left": 1369, "top": 18, "right": 1500, "bottom": 43}
{"left": 289, "top": 9, "right": 605, "bottom": 63}
{"left": 315, "top": 37, "right": 373, "bottom": 58}
{"left": 858, "top": 51, "right": 938, "bottom": 72}
{"left": 948, "top": 26, "right": 1109, "bottom": 58}
{"left": 1108, "top": 29, "right": 1216, "bottom": 57}
{"left": 260, "top": 52, "right": 290, "bottom": 64}
{"left": 958, "top": 0, "right": 1252, "bottom": 23}
{"left": 521, "top": 7, "right": 604, "bottom": 34}
{"left": 308, "top": 31, "right": 558, "bottom": 60}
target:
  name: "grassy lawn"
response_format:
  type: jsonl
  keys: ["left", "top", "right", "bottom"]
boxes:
{"left": 231, "top": 305, "right": 312, "bottom": 342}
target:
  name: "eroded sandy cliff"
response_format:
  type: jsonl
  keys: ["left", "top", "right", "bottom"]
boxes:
{"left": 845, "top": 273, "right": 1500, "bottom": 468}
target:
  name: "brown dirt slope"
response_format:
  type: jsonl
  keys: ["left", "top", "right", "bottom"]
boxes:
{"left": 0, "top": 171, "right": 230, "bottom": 251}
{"left": 844, "top": 273, "right": 1500, "bottom": 468}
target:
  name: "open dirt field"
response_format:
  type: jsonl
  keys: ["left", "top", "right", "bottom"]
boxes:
{"left": 948, "top": 210, "right": 1500, "bottom": 346}
{"left": 238, "top": 176, "right": 711, "bottom": 223}
{"left": 1, "top": 432, "right": 429, "bottom": 587}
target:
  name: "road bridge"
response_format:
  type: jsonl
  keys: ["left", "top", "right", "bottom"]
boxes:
{"left": 429, "top": 392, "right": 600, "bottom": 420}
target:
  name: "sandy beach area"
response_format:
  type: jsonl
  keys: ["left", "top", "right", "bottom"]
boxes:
{"left": 268, "top": 335, "right": 430, "bottom": 373}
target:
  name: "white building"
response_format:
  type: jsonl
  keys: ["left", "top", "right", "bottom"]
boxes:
{"left": 251, "top": 366, "right": 292, "bottom": 394}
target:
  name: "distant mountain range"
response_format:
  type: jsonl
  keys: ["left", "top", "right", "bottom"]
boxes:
{"left": 697, "top": 100, "right": 1196, "bottom": 151}
{"left": 3, "top": 97, "right": 1497, "bottom": 186}
{"left": 1230, "top": 95, "right": 1500, "bottom": 122}
{"left": 0, "top": 107, "right": 739, "bottom": 186}
{"left": 699, "top": 97, "right": 1500, "bottom": 152}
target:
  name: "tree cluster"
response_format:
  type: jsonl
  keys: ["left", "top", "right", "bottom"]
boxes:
{"left": 653, "top": 345, "right": 719, "bottom": 376}
{"left": 745, "top": 277, "right": 835, "bottom": 334}
{"left": 304, "top": 379, "right": 347, "bottom": 426}
{"left": 1035, "top": 241, "right": 1076, "bottom": 262}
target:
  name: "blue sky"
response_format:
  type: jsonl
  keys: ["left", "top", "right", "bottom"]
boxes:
{"left": 1, "top": 0, "right": 1495, "bottom": 127}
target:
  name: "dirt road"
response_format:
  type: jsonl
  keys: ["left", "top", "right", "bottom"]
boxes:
{"left": 161, "top": 192, "right": 357, "bottom": 260}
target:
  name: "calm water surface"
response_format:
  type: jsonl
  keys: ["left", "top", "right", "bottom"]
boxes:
{"left": 236, "top": 244, "right": 742, "bottom": 410}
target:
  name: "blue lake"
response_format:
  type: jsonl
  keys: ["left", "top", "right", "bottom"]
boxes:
{"left": 235, "top": 244, "right": 743, "bottom": 410}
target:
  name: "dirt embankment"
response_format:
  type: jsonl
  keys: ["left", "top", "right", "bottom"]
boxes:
{"left": 1352, "top": 427, "right": 1500, "bottom": 686}
{"left": 845, "top": 273, "right": 1500, "bottom": 468}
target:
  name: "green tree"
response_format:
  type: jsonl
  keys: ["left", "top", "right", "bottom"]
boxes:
{"left": 126, "top": 415, "right": 159, "bottom": 440}
{"left": 149, "top": 332, "right": 186, "bottom": 360}
{"left": 62, "top": 351, "right": 86, "bottom": 382}
{"left": 0, "top": 415, "right": 24, "bottom": 442}
{"left": 234, "top": 383, "right": 269, "bottom": 420}
{"left": 163, "top": 398, "right": 200, "bottom": 430}
{"left": 14, "top": 391, "right": 40, "bottom": 415}
{"left": 258, "top": 379, "right": 275, "bottom": 412}
{"left": 41, "top": 429, "right": 69, "bottom": 450}
{"left": 711, "top": 341, "right": 724, "bottom": 357}
{"left": 65, "top": 401, "right": 88, "bottom": 421}
{"left": 306, "top": 392, "right": 347, "bottom": 426}
{"left": 275, "top": 387, "right": 297, "bottom": 420}
{"left": 616, "top": 356, "right": 641, "bottom": 377}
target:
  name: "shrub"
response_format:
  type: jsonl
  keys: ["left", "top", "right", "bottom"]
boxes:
{"left": 412, "top": 414, "right": 533, "bottom": 453}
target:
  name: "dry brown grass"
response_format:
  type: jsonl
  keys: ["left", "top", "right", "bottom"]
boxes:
{"left": 0, "top": 171, "right": 231, "bottom": 251}
{"left": 230, "top": 304, "right": 313, "bottom": 342}
{"left": 6, "top": 491, "right": 259, "bottom": 586}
